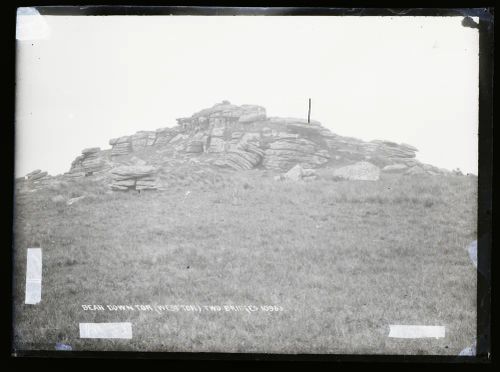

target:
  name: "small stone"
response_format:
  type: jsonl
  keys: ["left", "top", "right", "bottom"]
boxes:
{"left": 67, "top": 195, "right": 86, "bottom": 205}
{"left": 285, "top": 164, "right": 304, "bottom": 181}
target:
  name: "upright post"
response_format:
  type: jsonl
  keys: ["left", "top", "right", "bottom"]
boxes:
{"left": 308, "top": 98, "right": 311, "bottom": 124}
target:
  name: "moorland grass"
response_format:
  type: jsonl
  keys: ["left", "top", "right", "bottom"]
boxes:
{"left": 12, "top": 172, "right": 477, "bottom": 354}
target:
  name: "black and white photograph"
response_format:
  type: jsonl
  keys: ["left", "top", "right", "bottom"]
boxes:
{"left": 11, "top": 7, "right": 491, "bottom": 357}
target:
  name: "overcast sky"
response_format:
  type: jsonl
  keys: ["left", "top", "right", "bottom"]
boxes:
{"left": 15, "top": 14, "right": 479, "bottom": 176}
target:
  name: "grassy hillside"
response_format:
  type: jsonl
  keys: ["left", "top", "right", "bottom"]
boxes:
{"left": 12, "top": 171, "right": 477, "bottom": 354}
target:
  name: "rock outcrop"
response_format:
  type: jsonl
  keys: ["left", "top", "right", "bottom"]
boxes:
{"left": 63, "top": 101, "right": 452, "bottom": 184}
{"left": 109, "top": 165, "right": 160, "bottom": 191}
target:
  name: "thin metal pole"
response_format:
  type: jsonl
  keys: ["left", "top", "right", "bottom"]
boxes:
{"left": 308, "top": 98, "right": 311, "bottom": 123}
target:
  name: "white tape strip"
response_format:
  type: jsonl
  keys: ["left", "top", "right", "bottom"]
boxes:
{"left": 25, "top": 248, "right": 42, "bottom": 304}
{"left": 79, "top": 323, "right": 132, "bottom": 339}
{"left": 388, "top": 325, "right": 445, "bottom": 339}
{"left": 16, "top": 8, "right": 50, "bottom": 41}
{"left": 468, "top": 240, "right": 478, "bottom": 268}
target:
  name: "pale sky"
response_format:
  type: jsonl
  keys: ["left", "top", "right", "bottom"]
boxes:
{"left": 15, "top": 14, "right": 479, "bottom": 176}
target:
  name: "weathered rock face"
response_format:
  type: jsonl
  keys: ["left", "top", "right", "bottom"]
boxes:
{"left": 109, "top": 136, "right": 133, "bottom": 156}
{"left": 109, "top": 165, "right": 160, "bottom": 191}
{"left": 109, "top": 131, "right": 158, "bottom": 157}
{"left": 185, "top": 140, "right": 204, "bottom": 153}
{"left": 320, "top": 132, "right": 418, "bottom": 167}
{"left": 333, "top": 161, "right": 381, "bottom": 181}
{"left": 263, "top": 137, "right": 330, "bottom": 170}
{"left": 155, "top": 127, "right": 180, "bottom": 146}
{"left": 177, "top": 101, "right": 267, "bottom": 133}
{"left": 213, "top": 132, "right": 264, "bottom": 170}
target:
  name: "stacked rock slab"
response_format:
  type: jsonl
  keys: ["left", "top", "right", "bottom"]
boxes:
{"left": 109, "top": 127, "right": 187, "bottom": 156}
{"left": 176, "top": 101, "right": 266, "bottom": 154}
{"left": 262, "top": 122, "right": 330, "bottom": 171}
{"left": 130, "top": 131, "right": 154, "bottom": 150}
{"left": 25, "top": 169, "right": 48, "bottom": 181}
{"left": 176, "top": 101, "right": 267, "bottom": 134}
{"left": 207, "top": 127, "right": 227, "bottom": 153}
{"left": 182, "top": 131, "right": 208, "bottom": 153}
{"left": 259, "top": 121, "right": 331, "bottom": 171}
{"left": 155, "top": 127, "right": 180, "bottom": 146}
{"left": 364, "top": 140, "right": 417, "bottom": 165}
{"left": 318, "top": 128, "right": 418, "bottom": 167}
{"left": 25, "top": 169, "right": 41, "bottom": 179}
{"left": 213, "top": 132, "right": 264, "bottom": 170}
{"left": 185, "top": 140, "right": 204, "bottom": 153}
{"left": 68, "top": 147, "right": 106, "bottom": 176}
{"left": 109, "top": 131, "right": 157, "bottom": 157}
{"left": 109, "top": 165, "right": 159, "bottom": 191}
{"left": 110, "top": 136, "right": 133, "bottom": 156}
{"left": 81, "top": 147, "right": 105, "bottom": 173}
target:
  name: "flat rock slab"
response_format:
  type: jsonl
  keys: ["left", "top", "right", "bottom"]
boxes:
{"left": 382, "top": 163, "right": 408, "bottom": 172}
{"left": 333, "top": 161, "right": 380, "bottom": 181}
{"left": 29, "top": 171, "right": 48, "bottom": 181}
{"left": 25, "top": 169, "right": 41, "bottom": 177}
{"left": 82, "top": 147, "right": 101, "bottom": 154}
{"left": 110, "top": 165, "right": 157, "bottom": 177}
